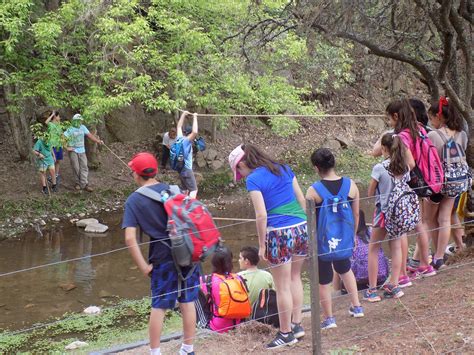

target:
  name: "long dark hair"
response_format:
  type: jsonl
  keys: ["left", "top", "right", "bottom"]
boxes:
{"left": 381, "top": 133, "right": 408, "bottom": 176}
{"left": 428, "top": 98, "right": 464, "bottom": 132}
{"left": 409, "top": 98, "right": 428, "bottom": 126}
{"left": 386, "top": 99, "right": 418, "bottom": 142}
{"left": 241, "top": 144, "right": 285, "bottom": 176}
{"left": 357, "top": 210, "right": 370, "bottom": 243}
{"left": 211, "top": 246, "right": 233, "bottom": 275}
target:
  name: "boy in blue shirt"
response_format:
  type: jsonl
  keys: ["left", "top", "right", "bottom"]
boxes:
{"left": 64, "top": 114, "right": 103, "bottom": 192}
{"left": 176, "top": 111, "right": 198, "bottom": 198}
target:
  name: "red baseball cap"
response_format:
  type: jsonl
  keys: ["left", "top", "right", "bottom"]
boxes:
{"left": 128, "top": 152, "right": 158, "bottom": 177}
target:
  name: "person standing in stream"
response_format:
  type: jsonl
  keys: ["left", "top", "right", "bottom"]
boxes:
{"left": 229, "top": 144, "right": 307, "bottom": 350}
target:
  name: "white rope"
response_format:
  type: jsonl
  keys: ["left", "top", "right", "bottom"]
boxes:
{"left": 178, "top": 108, "right": 385, "bottom": 118}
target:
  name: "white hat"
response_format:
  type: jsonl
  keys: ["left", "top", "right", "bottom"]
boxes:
{"left": 228, "top": 145, "right": 245, "bottom": 182}
{"left": 72, "top": 113, "right": 83, "bottom": 120}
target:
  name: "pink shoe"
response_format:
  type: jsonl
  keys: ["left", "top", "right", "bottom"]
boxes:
{"left": 414, "top": 265, "right": 437, "bottom": 278}
{"left": 398, "top": 275, "right": 413, "bottom": 288}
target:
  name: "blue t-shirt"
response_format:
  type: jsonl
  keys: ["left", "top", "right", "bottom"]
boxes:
{"left": 246, "top": 165, "right": 305, "bottom": 228}
{"left": 64, "top": 125, "right": 90, "bottom": 154}
{"left": 122, "top": 183, "right": 171, "bottom": 263}
{"left": 178, "top": 135, "right": 193, "bottom": 170}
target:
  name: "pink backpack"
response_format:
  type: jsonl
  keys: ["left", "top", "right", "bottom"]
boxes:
{"left": 399, "top": 127, "right": 444, "bottom": 197}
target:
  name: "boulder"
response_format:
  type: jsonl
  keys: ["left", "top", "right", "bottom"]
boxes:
{"left": 84, "top": 223, "right": 109, "bottom": 233}
{"left": 366, "top": 117, "right": 386, "bottom": 133}
{"left": 335, "top": 136, "right": 350, "bottom": 149}
{"left": 196, "top": 151, "right": 207, "bottom": 168}
{"left": 205, "top": 148, "right": 218, "bottom": 161}
{"left": 210, "top": 159, "right": 225, "bottom": 171}
{"left": 76, "top": 218, "right": 99, "bottom": 228}
{"left": 322, "top": 139, "right": 341, "bottom": 152}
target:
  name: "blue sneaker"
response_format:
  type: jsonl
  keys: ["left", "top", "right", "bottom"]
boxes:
{"left": 383, "top": 283, "right": 404, "bottom": 299}
{"left": 363, "top": 288, "right": 381, "bottom": 303}
{"left": 349, "top": 306, "right": 364, "bottom": 318}
{"left": 321, "top": 316, "right": 337, "bottom": 330}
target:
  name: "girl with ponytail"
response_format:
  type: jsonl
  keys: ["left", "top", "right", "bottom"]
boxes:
{"left": 365, "top": 133, "right": 412, "bottom": 301}
{"left": 386, "top": 99, "right": 437, "bottom": 278}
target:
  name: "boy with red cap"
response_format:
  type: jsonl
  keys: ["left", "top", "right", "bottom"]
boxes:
{"left": 122, "top": 152, "right": 199, "bottom": 355}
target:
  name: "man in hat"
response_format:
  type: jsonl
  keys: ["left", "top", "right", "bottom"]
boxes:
{"left": 122, "top": 152, "right": 198, "bottom": 355}
{"left": 64, "top": 113, "right": 103, "bottom": 192}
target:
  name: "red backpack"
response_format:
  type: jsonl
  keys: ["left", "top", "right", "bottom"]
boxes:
{"left": 136, "top": 185, "right": 221, "bottom": 291}
{"left": 399, "top": 127, "right": 444, "bottom": 197}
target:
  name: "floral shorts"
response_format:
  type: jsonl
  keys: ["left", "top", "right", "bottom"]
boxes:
{"left": 265, "top": 222, "right": 308, "bottom": 265}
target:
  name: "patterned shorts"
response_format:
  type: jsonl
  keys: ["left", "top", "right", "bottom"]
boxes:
{"left": 150, "top": 260, "right": 200, "bottom": 309}
{"left": 373, "top": 205, "right": 386, "bottom": 229}
{"left": 265, "top": 222, "right": 308, "bottom": 265}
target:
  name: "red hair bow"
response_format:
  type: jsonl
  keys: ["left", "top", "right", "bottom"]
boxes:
{"left": 438, "top": 96, "right": 448, "bottom": 115}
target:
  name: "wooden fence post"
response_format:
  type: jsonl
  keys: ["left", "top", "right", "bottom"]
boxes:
{"left": 306, "top": 198, "right": 322, "bottom": 355}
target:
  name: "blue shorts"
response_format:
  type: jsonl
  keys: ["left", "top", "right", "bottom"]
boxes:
{"left": 150, "top": 260, "right": 200, "bottom": 309}
{"left": 53, "top": 147, "right": 63, "bottom": 161}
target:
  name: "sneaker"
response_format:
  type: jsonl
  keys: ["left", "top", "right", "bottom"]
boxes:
{"left": 363, "top": 288, "right": 381, "bottom": 303}
{"left": 349, "top": 306, "right": 364, "bottom": 318}
{"left": 414, "top": 265, "right": 437, "bottom": 278}
{"left": 83, "top": 185, "right": 94, "bottom": 192}
{"left": 51, "top": 184, "right": 58, "bottom": 192}
{"left": 74, "top": 184, "right": 81, "bottom": 191}
{"left": 382, "top": 284, "right": 404, "bottom": 299}
{"left": 265, "top": 331, "right": 297, "bottom": 349}
{"left": 398, "top": 275, "right": 413, "bottom": 288}
{"left": 321, "top": 316, "right": 337, "bottom": 330}
{"left": 291, "top": 323, "right": 305, "bottom": 339}
{"left": 42, "top": 186, "right": 49, "bottom": 195}
{"left": 55, "top": 174, "right": 61, "bottom": 185}
{"left": 406, "top": 258, "right": 420, "bottom": 273}
{"left": 431, "top": 258, "right": 446, "bottom": 270}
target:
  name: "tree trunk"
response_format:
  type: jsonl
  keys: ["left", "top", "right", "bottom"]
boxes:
{"left": 1, "top": 85, "right": 33, "bottom": 161}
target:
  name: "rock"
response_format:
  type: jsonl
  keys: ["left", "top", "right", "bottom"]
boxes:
{"left": 66, "top": 213, "right": 72, "bottom": 218}
{"left": 51, "top": 217, "right": 60, "bottom": 222}
{"left": 129, "top": 266, "right": 138, "bottom": 270}
{"left": 65, "top": 341, "right": 88, "bottom": 350}
{"left": 228, "top": 183, "right": 235, "bottom": 188}
{"left": 105, "top": 208, "right": 110, "bottom": 212}
{"left": 125, "top": 276, "right": 137, "bottom": 282}
{"left": 79, "top": 213, "right": 86, "bottom": 218}
{"left": 210, "top": 159, "right": 224, "bottom": 171}
{"left": 70, "top": 218, "right": 79, "bottom": 224}
{"left": 83, "top": 306, "right": 101, "bottom": 315}
{"left": 76, "top": 218, "right": 99, "bottom": 228}
{"left": 84, "top": 223, "right": 108, "bottom": 233}
{"left": 194, "top": 172, "right": 204, "bottom": 184}
{"left": 322, "top": 139, "right": 341, "bottom": 152}
{"left": 24, "top": 303, "right": 35, "bottom": 309}
{"left": 335, "top": 136, "right": 350, "bottom": 149}
{"left": 0, "top": 304, "right": 6, "bottom": 308}
{"left": 99, "top": 290, "right": 114, "bottom": 298}
{"left": 366, "top": 117, "right": 386, "bottom": 132}
{"left": 59, "top": 283, "right": 77, "bottom": 292}
{"left": 205, "top": 148, "right": 218, "bottom": 161}
{"left": 196, "top": 151, "right": 207, "bottom": 168}
{"left": 14, "top": 218, "right": 23, "bottom": 224}
{"left": 39, "top": 219, "right": 46, "bottom": 226}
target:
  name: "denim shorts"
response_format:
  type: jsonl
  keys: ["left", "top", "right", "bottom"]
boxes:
{"left": 150, "top": 260, "right": 200, "bottom": 309}
{"left": 265, "top": 222, "right": 308, "bottom": 265}
{"left": 179, "top": 168, "right": 197, "bottom": 192}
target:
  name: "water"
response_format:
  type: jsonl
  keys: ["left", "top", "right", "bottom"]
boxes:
{"left": 0, "top": 195, "right": 377, "bottom": 331}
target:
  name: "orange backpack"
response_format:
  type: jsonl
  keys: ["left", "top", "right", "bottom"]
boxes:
{"left": 207, "top": 273, "right": 251, "bottom": 319}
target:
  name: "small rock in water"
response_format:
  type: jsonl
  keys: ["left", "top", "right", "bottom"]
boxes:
{"left": 79, "top": 213, "right": 86, "bottom": 218}
{"left": 105, "top": 208, "right": 110, "bottom": 212}
{"left": 65, "top": 341, "right": 88, "bottom": 350}
{"left": 24, "top": 303, "right": 35, "bottom": 309}
{"left": 83, "top": 306, "right": 101, "bottom": 315}
{"left": 99, "top": 290, "right": 114, "bottom": 298}
{"left": 14, "top": 218, "right": 23, "bottom": 224}
{"left": 76, "top": 218, "right": 99, "bottom": 228}
{"left": 51, "top": 217, "right": 60, "bottom": 222}
{"left": 66, "top": 213, "right": 72, "bottom": 218}
{"left": 84, "top": 223, "right": 108, "bottom": 233}
{"left": 39, "top": 219, "right": 46, "bottom": 226}
{"left": 70, "top": 218, "right": 79, "bottom": 224}
{"left": 59, "top": 283, "right": 77, "bottom": 292}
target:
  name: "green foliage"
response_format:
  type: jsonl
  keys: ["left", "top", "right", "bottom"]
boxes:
{"left": 269, "top": 117, "right": 300, "bottom": 137}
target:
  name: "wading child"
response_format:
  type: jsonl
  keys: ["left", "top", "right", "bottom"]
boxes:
{"left": 122, "top": 152, "right": 199, "bottom": 355}
{"left": 197, "top": 247, "right": 250, "bottom": 333}
{"left": 45, "top": 110, "right": 64, "bottom": 184}
{"left": 238, "top": 246, "right": 275, "bottom": 306}
{"left": 33, "top": 123, "right": 57, "bottom": 195}
{"left": 176, "top": 111, "right": 198, "bottom": 198}
{"left": 64, "top": 114, "right": 103, "bottom": 192}
{"left": 424, "top": 97, "right": 469, "bottom": 270}
{"left": 306, "top": 148, "right": 364, "bottom": 330}
{"left": 229, "top": 144, "right": 307, "bottom": 348}
{"left": 365, "top": 134, "right": 415, "bottom": 302}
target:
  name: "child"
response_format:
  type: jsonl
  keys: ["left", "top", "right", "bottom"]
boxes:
{"left": 32, "top": 122, "right": 57, "bottom": 195}
{"left": 306, "top": 148, "right": 364, "bottom": 330}
{"left": 229, "top": 144, "right": 307, "bottom": 348}
{"left": 64, "top": 114, "right": 103, "bottom": 192}
{"left": 238, "top": 246, "right": 275, "bottom": 306}
{"left": 45, "top": 110, "right": 64, "bottom": 184}
{"left": 197, "top": 247, "right": 250, "bottom": 333}
{"left": 387, "top": 99, "right": 437, "bottom": 278}
{"left": 176, "top": 111, "right": 198, "bottom": 199}
{"left": 364, "top": 134, "right": 413, "bottom": 302}
{"left": 161, "top": 127, "right": 177, "bottom": 170}
{"left": 423, "top": 97, "right": 469, "bottom": 270}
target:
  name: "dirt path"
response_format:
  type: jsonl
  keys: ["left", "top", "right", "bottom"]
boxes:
{"left": 118, "top": 260, "right": 473, "bottom": 354}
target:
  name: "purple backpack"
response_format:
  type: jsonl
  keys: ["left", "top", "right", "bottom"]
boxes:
{"left": 351, "top": 233, "right": 389, "bottom": 285}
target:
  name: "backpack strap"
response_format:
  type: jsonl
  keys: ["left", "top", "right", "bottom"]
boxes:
{"left": 313, "top": 178, "right": 352, "bottom": 201}
{"left": 136, "top": 184, "right": 181, "bottom": 202}
{"left": 338, "top": 177, "right": 352, "bottom": 199}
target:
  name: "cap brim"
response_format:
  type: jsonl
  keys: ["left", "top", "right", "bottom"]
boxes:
{"left": 229, "top": 146, "right": 245, "bottom": 182}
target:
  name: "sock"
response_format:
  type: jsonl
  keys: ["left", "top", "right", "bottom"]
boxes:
{"left": 180, "top": 343, "right": 193, "bottom": 354}
{"left": 150, "top": 348, "right": 161, "bottom": 355}
{"left": 280, "top": 331, "right": 290, "bottom": 337}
